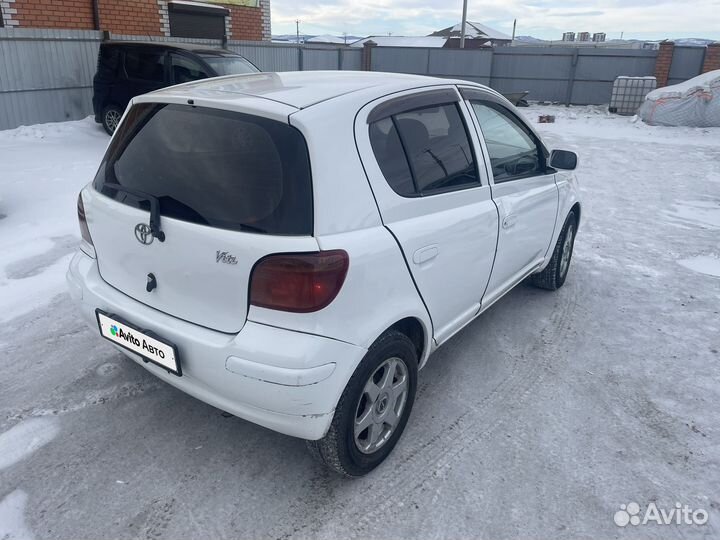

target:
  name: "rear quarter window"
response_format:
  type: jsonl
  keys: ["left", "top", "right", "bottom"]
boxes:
{"left": 94, "top": 103, "right": 313, "bottom": 236}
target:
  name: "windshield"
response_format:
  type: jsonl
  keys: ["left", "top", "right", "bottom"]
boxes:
{"left": 201, "top": 56, "right": 259, "bottom": 76}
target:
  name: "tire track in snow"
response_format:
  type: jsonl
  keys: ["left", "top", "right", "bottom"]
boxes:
{"left": 271, "top": 279, "right": 580, "bottom": 539}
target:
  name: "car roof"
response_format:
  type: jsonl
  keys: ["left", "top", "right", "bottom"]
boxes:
{"left": 102, "top": 40, "right": 239, "bottom": 56}
{"left": 146, "top": 70, "right": 500, "bottom": 111}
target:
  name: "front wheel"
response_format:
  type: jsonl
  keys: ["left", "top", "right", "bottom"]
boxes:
{"left": 530, "top": 210, "right": 577, "bottom": 290}
{"left": 306, "top": 330, "right": 418, "bottom": 476}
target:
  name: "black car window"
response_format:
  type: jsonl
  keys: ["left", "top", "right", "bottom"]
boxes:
{"left": 96, "top": 45, "right": 122, "bottom": 79}
{"left": 171, "top": 53, "right": 210, "bottom": 83}
{"left": 200, "top": 55, "right": 259, "bottom": 76}
{"left": 94, "top": 103, "right": 313, "bottom": 236}
{"left": 369, "top": 102, "right": 480, "bottom": 197}
{"left": 369, "top": 117, "right": 415, "bottom": 197}
{"left": 470, "top": 101, "right": 544, "bottom": 182}
{"left": 124, "top": 49, "right": 165, "bottom": 82}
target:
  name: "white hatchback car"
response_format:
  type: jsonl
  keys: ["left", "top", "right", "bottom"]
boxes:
{"left": 67, "top": 71, "right": 580, "bottom": 476}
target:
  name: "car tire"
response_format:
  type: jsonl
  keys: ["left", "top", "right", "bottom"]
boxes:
{"left": 101, "top": 105, "right": 123, "bottom": 135}
{"left": 530, "top": 210, "right": 577, "bottom": 291}
{"left": 306, "top": 330, "right": 418, "bottom": 477}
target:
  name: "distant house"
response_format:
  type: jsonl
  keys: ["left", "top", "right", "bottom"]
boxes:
{"left": 306, "top": 34, "right": 351, "bottom": 45}
{"left": 429, "top": 21, "right": 513, "bottom": 47}
{"left": 350, "top": 36, "right": 447, "bottom": 48}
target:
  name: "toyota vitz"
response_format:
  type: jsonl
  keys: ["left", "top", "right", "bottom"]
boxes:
{"left": 67, "top": 71, "right": 580, "bottom": 476}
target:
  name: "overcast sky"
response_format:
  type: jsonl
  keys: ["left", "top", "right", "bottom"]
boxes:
{"left": 271, "top": 0, "right": 720, "bottom": 40}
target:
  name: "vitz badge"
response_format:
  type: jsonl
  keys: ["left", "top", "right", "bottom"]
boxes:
{"left": 216, "top": 251, "right": 238, "bottom": 265}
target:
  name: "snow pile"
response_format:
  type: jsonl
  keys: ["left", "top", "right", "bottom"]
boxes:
{"left": 638, "top": 69, "right": 720, "bottom": 127}
{"left": 0, "top": 117, "right": 108, "bottom": 323}
{"left": 0, "top": 491, "right": 35, "bottom": 540}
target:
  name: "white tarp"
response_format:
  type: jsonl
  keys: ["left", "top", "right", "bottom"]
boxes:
{"left": 638, "top": 69, "right": 720, "bottom": 127}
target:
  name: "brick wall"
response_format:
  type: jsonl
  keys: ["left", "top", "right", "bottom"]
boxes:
{"left": 97, "top": 0, "right": 163, "bottom": 36}
{"left": 11, "top": 0, "right": 94, "bottom": 29}
{"left": 653, "top": 41, "right": 674, "bottom": 87}
{"left": 702, "top": 43, "right": 720, "bottom": 74}
{"left": 229, "top": 4, "right": 261, "bottom": 40}
{"left": 3, "top": 0, "right": 269, "bottom": 40}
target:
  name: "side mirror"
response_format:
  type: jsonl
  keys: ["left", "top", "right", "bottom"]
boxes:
{"left": 549, "top": 149, "right": 578, "bottom": 171}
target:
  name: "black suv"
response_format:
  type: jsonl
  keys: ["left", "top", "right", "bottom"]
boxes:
{"left": 93, "top": 41, "right": 259, "bottom": 134}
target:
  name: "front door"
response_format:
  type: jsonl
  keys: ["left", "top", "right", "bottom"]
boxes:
{"left": 464, "top": 96, "right": 559, "bottom": 307}
{"left": 357, "top": 89, "right": 499, "bottom": 344}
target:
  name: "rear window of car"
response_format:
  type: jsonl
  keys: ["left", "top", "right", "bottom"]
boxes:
{"left": 93, "top": 103, "right": 313, "bottom": 235}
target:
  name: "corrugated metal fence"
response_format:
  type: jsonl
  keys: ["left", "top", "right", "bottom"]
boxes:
{"left": 0, "top": 28, "right": 708, "bottom": 130}
{"left": 668, "top": 46, "right": 707, "bottom": 86}
{"left": 0, "top": 28, "right": 364, "bottom": 129}
{"left": 370, "top": 46, "right": 659, "bottom": 105}
{"left": 0, "top": 29, "right": 101, "bottom": 130}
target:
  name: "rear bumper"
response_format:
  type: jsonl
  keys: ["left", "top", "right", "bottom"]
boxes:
{"left": 66, "top": 250, "right": 366, "bottom": 440}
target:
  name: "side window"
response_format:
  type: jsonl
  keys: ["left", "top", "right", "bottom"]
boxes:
{"left": 369, "top": 102, "right": 479, "bottom": 197}
{"left": 369, "top": 117, "right": 415, "bottom": 197}
{"left": 470, "top": 101, "right": 543, "bottom": 182}
{"left": 124, "top": 49, "right": 166, "bottom": 82}
{"left": 170, "top": 54, "right": 209, "bottom": 84}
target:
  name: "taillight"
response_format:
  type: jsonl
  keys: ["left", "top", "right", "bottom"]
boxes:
{"left": 250, "top": 250, "right": 349, "bottom": 313}
{"left": 77, "top": 193, "right": 94, "bottom": 247}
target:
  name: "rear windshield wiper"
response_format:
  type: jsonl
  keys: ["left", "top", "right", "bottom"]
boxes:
{"left": 104, "top": 183, "right": 165, "bottom": 242}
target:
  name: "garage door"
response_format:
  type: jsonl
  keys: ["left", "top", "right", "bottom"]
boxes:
{"left": 169, "top": 2, "right": 228, "bottom": 40}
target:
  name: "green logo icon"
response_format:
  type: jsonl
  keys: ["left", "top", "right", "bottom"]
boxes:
{"left": 110, "top": 325, "right": 119, "bottom": 336}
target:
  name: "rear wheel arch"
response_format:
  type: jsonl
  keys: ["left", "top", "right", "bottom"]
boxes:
{"left": 386, "top": 317, "right": 427, "bottom": 365}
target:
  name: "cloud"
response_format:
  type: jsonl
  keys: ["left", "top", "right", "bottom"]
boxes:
{"left": 271, "top": 0, "right": 720, "bottom": 40}
{"left": 550, "top": 10, "right": 605, "bottom": 17}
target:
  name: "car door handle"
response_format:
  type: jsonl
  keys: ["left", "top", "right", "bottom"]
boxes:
{"left": 502, "top": 214, "right": 518, "bottom": 230}
{"left": 413, "top": 245, "right": 439, "bottom": 265}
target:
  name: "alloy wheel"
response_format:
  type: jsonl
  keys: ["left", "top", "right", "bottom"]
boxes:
{"left": 560, "top": 222, "right": 575, "bottom": 277}
{"left": 105, "top": 109, "right": 121, "bottom": 133}
{"left": 354, "top": 357, "right": 409, "bottom": 454}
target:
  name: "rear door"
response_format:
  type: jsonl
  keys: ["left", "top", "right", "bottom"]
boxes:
{"left": 461, "top": 89, "right": 558, "bottom": 306}
{"left": 87, "top": 101, "right": 316, "bottom": 333}
{"left": 356, "top": 88, "right": 499, "bottom": 344}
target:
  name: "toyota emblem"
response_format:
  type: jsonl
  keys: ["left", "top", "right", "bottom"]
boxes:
{"left": 134, "top": 223, "right": 154, "bottom": 245}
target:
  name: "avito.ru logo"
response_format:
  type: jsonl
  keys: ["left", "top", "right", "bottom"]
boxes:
{"left": 614, "top": 502, "right": 709, "bottom": 527}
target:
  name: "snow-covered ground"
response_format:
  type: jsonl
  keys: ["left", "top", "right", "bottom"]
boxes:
{"left": 0, "top": 120, "right": 109, "bottom": 323}
{"left": 0, "top": 107, "right": 719, "bottom": 539}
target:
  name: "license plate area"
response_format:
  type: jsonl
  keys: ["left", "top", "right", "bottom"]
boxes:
{"left": 96, "top": 309, "right": 182, "bottom": 376}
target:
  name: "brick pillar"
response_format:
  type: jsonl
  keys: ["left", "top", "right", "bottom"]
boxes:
{"left": 259, "top": 0, "right": 271, "bottom": 41}
{"left": 654, "top": 41, "right": 674, "bottom": 88}
{"left": 701, "top": 43, "right": 720, "bottom": 73}
{"left": 362, "top": 40, "right": 377, "bottom": 71}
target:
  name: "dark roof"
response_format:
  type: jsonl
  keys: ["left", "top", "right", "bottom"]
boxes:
{"left": 101, "top": 40, "right": 238, "bottom": 56}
